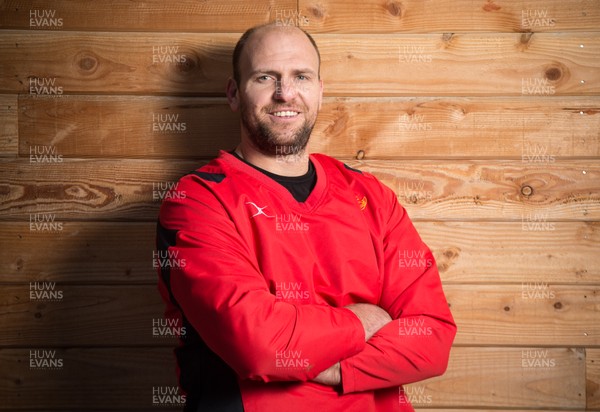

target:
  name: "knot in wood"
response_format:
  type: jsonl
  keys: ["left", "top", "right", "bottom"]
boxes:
{"left": 386, "top": 1, "right": 403, "bottom": 17}
{"left": 356, "top": 150, "right": 365, "bottom": 160}
{"left": 75, "top": 51, "right": 99, "bottom": 74}
{"left": 308, "top": 5, "right": 325, "bottom": 19}
{"left": 521, "top": 185, "right": 533, "bottom": 197}
{"left": 545, "top": 67, "right": 562, "bottom": 81}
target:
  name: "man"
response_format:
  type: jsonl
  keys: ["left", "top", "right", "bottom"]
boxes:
{"left": 157, "top": 23, "right": 456, "bottom": 412}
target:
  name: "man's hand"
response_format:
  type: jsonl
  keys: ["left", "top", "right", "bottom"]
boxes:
{"left": 312, "top": 362, "right": 341, "bottom": 386}
{"left": 345, "top": 303, "right": 392, "bottom": 341}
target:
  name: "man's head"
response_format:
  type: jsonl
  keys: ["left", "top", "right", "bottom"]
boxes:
{"left": 226, "top": 24, "right": 323, "bottom": 157}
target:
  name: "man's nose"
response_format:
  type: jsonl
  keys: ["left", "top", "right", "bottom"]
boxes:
{"left": 274, "top": 79, "right": 298, "bottom": 100}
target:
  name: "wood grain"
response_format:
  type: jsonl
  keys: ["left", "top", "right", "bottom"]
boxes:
{"left": 0, "top": 31, "right": 237, "bottom": 95}
{"left": 0, "top": 159, "right": 199, "bottom": 221}
{"left": 0, "top": 222, "right": 156, "bottom": 284}
{"left": 317, "top": 32, "right": 600, "bottom": 96}
{"left": 17, "top": 95, "right": 600, "bottom": 159}
{"left": 0, "top": 94, "right": 18, "bottom": 157}
{"left": 1, "top": 159, "right": 597, "bottom": 221}
{"left": 588, "top": 348, "right": 600, "bottom": 410}
{"left": 0, "top": 347, "right": 179, "bottom": 410}
{"left": 301, "top": 0, "right": 600, "bottom": 33}
{"left": 1, "top": 32, "right": 598, "bottom": 96}
{"left": 0, "top": 346, "right": 585, "bottom": 410}
{"left": 421, "top": 221, "right": 600, "bottom": 284}
{"left": 1, "top": 0, "right": 599, "bottom": 34}
{"left": 0, "top": 221, "right": 598, "bottom": 285}
{"left": 18, "top": 95, "right": 239, "bottom": 159}
{"left": 0, "top": 285, "right": 173, "bottom": 347}
{"left": 448, "top": 284, "right": 600, "bottom": 347}
{"left": 348, "top": 159, "right": 600, "bottom": 221}
{"left": 405, "top": 346, "right": 585, "bottom": 409}
{"left": 0, "top": 283, "right": 598, "bottom": 347}
{"left": 0, "top": 0, "right": 295, "bottom": 32}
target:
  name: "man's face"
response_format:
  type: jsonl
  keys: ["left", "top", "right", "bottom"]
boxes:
{"left": 230, "top": 27, "right": 323, "bottom": 156}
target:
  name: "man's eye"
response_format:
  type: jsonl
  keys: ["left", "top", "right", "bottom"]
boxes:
{"left": 257, "top": 75, "right": 272, "bottom": 82}
{"left": 297, "top": 75, "right": 308, "bottom": 81}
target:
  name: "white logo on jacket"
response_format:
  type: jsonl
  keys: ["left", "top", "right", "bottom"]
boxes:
{"left": 246, "top": 202, "right": 274, "bottom": 218}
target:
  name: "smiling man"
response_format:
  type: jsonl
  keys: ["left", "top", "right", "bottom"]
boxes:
{"left": 157, "top": 23, "right": 456, "bottom": 412}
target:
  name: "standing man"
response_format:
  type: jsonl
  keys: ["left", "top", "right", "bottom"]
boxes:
{"left": 157, "top": 23, "right": 456, "bottom": 412}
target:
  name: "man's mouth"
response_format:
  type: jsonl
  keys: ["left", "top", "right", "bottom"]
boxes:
{"left": 271, "top": 110, "right": 300, "bottom": 118}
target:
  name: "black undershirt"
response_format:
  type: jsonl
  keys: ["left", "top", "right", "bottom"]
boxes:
{"left": 231, "top": 151, "right": 317, "bottom": 202}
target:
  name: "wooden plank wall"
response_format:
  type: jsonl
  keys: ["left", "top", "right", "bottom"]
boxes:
{"left": 0, "top": 0, "right": 599, "bottom": 410}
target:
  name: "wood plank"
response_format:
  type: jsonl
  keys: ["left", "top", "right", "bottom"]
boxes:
{"left": 317, "top": 32, "right": 600, "bottom": 96}
{"left": 301, "top": 0, "right": 600, "bottom": 33}
{"left": 0, "top": 159, "right": 199, "bottom": 221}
{"left": 0, "top": 0, "right": 295, "bottom": 32}
{"left": 0, "top": 94, "right": 18, "bottom": 157}
{"left": 314, "top": 97, "right": 600, "bottom": 159}
{"left": 0, "top": 222, "right": 156, "bottom": 284}
{"left": 1, "top": 32, "right": 599, "bottom": 96}
{"left": 1, "top": 159, "right": 598, "bottom": 221}
{"left": 348, "top": 159, "right": 600, "bottom": 221}
{"left": 420, "top": 221, "right": 600, "bottom": 285}
{"left": 1, "top": 0, "right": 598, "bottom": 34}
{"left": 1, "top": 221, "right": 598, "bottom": 285}
{"left": 405, "top": 347, "right": 585, "bottom": 409}
{"left": 588, "top": 348, "right": 600, "bottom": 410}
{"left": 18, "top": 95, "right": 239, "bottom": 159}
{"left": 17, "top": 95, "right": 600, "bottom": 159}
{"left": 0, "top": 285, "right": 174, "bottom": 347}
{"left": 0, "top": 346, "right": 585, "bottom": 410}
{"left": 1, "top": 284, "right": 598, "bottom": 347}
{"left": 0, "top": 347, "right": 180, "bottom": 410}
{"left": 449, "top": 285, "right": 600, "bottom": 347}
{"left": 0, "top": 31, "right": 237, "bottom": 95}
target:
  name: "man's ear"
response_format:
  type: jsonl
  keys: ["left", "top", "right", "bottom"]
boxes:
{"left": 226, "top": 77, "right": 240, "bottom": 112}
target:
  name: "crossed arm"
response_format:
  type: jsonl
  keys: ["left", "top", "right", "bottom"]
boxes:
{"left": 312, "top": 303, "right": 392, "bottom": 386}
{"left": 159, "top": 176, "right": 456, "bottom": 393}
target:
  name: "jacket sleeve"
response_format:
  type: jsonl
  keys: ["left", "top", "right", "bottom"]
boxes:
{"left": 157, "top": 174, "right": 366, "bottom": 384}
{"left": 340, "top": 186, "right": 456, "bottom": 393}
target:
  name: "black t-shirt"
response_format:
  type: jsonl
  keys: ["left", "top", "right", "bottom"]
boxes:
{"left": 231, "top": 151, "right": 317, "bottom": 202}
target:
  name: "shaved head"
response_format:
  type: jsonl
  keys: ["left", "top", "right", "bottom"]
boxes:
{"left": 232, "top": 23, "right": 321, "bottom": 86}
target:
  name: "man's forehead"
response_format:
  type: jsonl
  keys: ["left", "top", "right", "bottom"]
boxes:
{"left": 241, "top": 26, "right": 319, "bottom": 66}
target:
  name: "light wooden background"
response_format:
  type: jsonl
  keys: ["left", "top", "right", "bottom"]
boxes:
{"left": 1, "top": 1, "right": 599, "bottom": 411}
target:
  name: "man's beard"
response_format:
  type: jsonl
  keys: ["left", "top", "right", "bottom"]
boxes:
{"left": 240, "top": 105, "right": 315, "bottom": 156}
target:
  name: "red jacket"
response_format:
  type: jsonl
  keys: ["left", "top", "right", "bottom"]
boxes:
{"left": 157, "top": 151, "right": 456, "bottom": 412}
